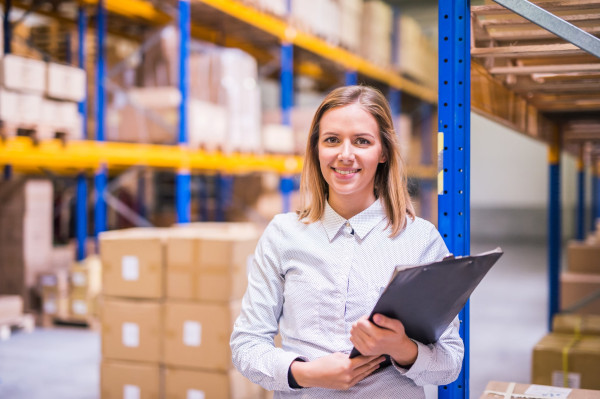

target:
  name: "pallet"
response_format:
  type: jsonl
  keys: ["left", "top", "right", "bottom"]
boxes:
{"left": 0, "top": 314, "right": 36, "bottom": 341}
{"left": 40, "top": 313, "right": 100, "bottom": 331}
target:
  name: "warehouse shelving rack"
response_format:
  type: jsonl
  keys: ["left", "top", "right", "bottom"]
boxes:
{"left": 459, "top": 1, "right": 600, "bottom": 397}
{"left": 0, "top": 0, "right": 439, "bottom": 256}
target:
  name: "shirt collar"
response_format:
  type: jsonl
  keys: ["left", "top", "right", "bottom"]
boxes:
{"left": 322, "top": 199, "right": 386, "bottom": 241}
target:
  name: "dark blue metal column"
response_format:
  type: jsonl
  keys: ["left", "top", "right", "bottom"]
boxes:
{"left": 76, "top": 6, "right": 88, "bottom": 260}
{"left": 280, "top": 42, "right": 294, "bottom": 213}
{"left": 3, "top": 0, "right": 12, "bottom": 180}
{"left": 590, "top": 156, "right": 600, "bottom": 231}
{"left": 176, "top": 0, "right": 191, "bottom": 224}
{"left": 576, "top": 146, "right": 585, "bottom": 240}
{"left": 94, "top": 0, "right": 107, "bottom": 240}
{"left": 548, "top": 127, "right": 561, "bottom": 331}
{"left": 438, "top": 1, "right": 470, "bottom": 398}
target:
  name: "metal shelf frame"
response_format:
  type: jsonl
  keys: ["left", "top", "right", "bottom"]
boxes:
{"left": 438, "top": 1, "right": 471, "bottom": 398}
{"left": 466, "top": 0, "right": 600, "bottom": 396}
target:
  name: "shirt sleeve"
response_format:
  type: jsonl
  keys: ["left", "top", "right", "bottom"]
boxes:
{"left": 390, "top": 222, "right": 464, "bottom": 385}
{"left": 230, "top": 216, "right": 306, "bottom": 392}
{"left": 391, "top": 316, "right": 464, "bottom": 386}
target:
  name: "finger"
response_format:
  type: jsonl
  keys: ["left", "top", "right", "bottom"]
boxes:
{"left": 349, "top": 352, "right": 379, "bottom": 368}
{"left": 350, "top": 329, "right": 374, "bottom": 356}
{"left": 373, "top": 314, "right": 403, "bottom": 332}
{"left": 351, "top": 359, "right": 381, "bottom": 385}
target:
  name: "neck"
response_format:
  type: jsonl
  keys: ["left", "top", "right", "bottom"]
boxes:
{"left": 328, "top": 193, "right": 377, "bottom": 220}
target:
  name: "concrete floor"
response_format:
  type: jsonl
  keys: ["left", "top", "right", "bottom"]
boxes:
{"left": 0, "top": 239, "right": 549, "bottom": 399}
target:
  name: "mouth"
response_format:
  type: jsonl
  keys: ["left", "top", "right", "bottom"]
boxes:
{"left": 332, "top": 167, "right": 360, "bottom": 175}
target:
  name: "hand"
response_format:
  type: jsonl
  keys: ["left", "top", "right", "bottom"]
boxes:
{"left": 290, "top": 352, "right": 386, "bottom": 390}
{"left": 350, "top": 314, "right": 418, "bottom": 367}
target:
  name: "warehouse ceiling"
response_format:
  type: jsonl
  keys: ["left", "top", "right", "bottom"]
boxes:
{"left": 470, "top": 0, "right": 600, "bottom": 153}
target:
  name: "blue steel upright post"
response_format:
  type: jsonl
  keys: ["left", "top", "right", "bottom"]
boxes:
{"left": 548, "top": 127, "right": 561, "bottom": 331}
{"left": 280, "top": 35, "right": 294, "bottom": 213}
{"left": 177, "top": 0, "right": 191, "bottom": 224}
{"left": 76, "top": 6, "right": 88, "bottom": 260}
{"left": 590, "top": 155, "right": 600, "bottom": 231}
{"left": 438, "top": 1, "right": 470, "bottom": 398}
{"left": 345, "top": 71, "right": 358, "bottom": 86}
{"left": 95, "top": 0, "right": 107, "bottom": 242}
{"left": 576, "top": 146, "right": 585, "bottom": 240}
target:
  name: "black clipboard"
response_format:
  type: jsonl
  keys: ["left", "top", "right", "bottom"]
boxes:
{"left": 349, "top": 247, "right": 503, "bottom": 360}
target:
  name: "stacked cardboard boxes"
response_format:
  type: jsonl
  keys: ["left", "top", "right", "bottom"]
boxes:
{"left": 0, "top": 54, "right": 84, "bottom": 140}
{"left": 0, "top": 180, "right": 53, "bottom": 311}
{"left": 480, "top": 381, "right": 600, "bottom": 399}
{"left": 116, "top": 31, "right": 261, "bottom": 154}
{"left": 561, "top": 241, "right": 600, "bottom": 315}
{"left": 532, "top": 314, "right": 600, "bottom": 389}
{"left": 99, "top": 224, "right": 265, "bottom": 398}
{"left": 360, "top": 0, "right": 393, "bottom": 67}
{"left": 394, "top": 15, "right": 438, "bottom": 88}
{"left": 531, "top": 242, "right": 600, "bottom": 390}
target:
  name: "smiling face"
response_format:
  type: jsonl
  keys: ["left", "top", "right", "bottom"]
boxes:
{"left": 318, "top": 102, "right": 386, "bottom": 216}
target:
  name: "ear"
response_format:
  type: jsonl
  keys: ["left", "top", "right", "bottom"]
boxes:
{"left": 379, "top": 152, "right": 387, "bottom": 163}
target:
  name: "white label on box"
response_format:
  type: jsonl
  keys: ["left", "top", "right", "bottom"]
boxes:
{"left": 123, "top": 384, "right": 140, "bottom": 399}
{"left": 526, "top": 383, "right": 573, "bottom": 398}
{"left": 187, "top": 389, "right": 205, "bottom": 399}
{"left": 44, "top": 300, "right": 57, "bottom": 314}
{"left": 122, "top": 323, "right": 140, "bottom": 347}
{"left": 121, "top": 256, "right": 139, "bottom": 281}
{"left": 72, "top": 300, "right": 87, "bottom": 315}
{"left": 40, "top": 274, "right": 57, "bottom": 287}
{"left": 183, "top": 321, "right": 202, "bottom": 347}
{"left": 71, "top": 271, "right": 87, "bottom": 287}
{"left": 550, "top": 371, "right": 581, "bottom": 389}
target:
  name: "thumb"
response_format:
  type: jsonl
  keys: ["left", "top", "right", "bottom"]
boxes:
{"left": 373, "top": 314, "right": 402, "bottom": 331}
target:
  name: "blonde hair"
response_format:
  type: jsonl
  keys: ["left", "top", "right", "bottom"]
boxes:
{"left": 297, "top": 85, "right": 415, "bottom": 236}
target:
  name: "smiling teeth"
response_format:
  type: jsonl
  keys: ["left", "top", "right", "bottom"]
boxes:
{"left": 335, "top": 169, "right": 358, "bottom": 175}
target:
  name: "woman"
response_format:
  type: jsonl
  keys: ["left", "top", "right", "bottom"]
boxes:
{"left": 230, "top": 85, "right": 463, "bottom": 398}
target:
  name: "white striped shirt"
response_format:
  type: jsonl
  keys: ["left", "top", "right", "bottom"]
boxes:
{"left": 230, "top": 200, "right": 464, "bottom": 398}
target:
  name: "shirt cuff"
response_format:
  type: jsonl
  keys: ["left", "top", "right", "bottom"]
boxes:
{"left": 275, "top": 351, "right": 308, "bottom": 391}
{"left": 391, "top": 340, "right": 431, "bottom": 378}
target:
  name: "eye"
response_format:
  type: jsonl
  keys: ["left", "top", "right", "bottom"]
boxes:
{"left": 323, "top": 136, "right": 339, "bottom": 144}
{"left": 355, "top": 137, "right": 371, "bottom": 145}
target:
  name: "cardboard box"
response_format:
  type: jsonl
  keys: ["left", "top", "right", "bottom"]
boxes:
{"left": 163, "top": 300, "right": 240, "bottom": 371}
{"left": 166, "top": 228, "right": 258, "bottom": 302}
{"left": 568, "top": 241, "right": 600, "bottom": 274}
{"left": 70, "top": 255, "right": 102, "bottom": 297}
{"left": 532, "top": 333, "right": 600, "bottom": 390}
{"left": 39, "top": 270, "right": 69, "bottom": 316}
{"left": 561, "top": 272, "right": 600, "bottom": 315}
{"left": 0, "top": 180, "right": 53, "bottom": 311}
{"left": 69, "top": 290, "right": 98, "bottom": 319}
{"left": 101, "top": 298, "right": 162, "bottom": 363}
{"left": 0, "top": 54, "right": 46, "bottom": 94}
{"left": 164, "top": 366, "right": 266, "bottom": 399}
{"left": 99, "top": 228, "right": 168, "bottom": 299}
{"left": 0, "top": 89, "right": 20, "bottom": 124}
{"left": 100, "top": 360, "right": 161, "bottom": 399}
{"left": 42, "top": 294, "right": 68, "bottom": 317}
{"left": 0, "top": 295, "right": 23, "bottom": 321}
{"left": 46, "top": 62, "right": 86, "bottom": 102}
{"left": 480, "top": 381, "right": 600, "bottom": 398}
{"left": 553, "top": 314, "right": 600, "bottom": 336}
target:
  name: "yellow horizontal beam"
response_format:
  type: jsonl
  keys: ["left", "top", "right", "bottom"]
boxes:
{"left": 0, "top": 137, "right": 303, "bottom": 175}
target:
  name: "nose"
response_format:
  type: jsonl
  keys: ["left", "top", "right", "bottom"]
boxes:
{"left": 338, "top": 141, "right": 355, "bottom": 162}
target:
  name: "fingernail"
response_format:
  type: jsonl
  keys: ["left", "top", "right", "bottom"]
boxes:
{"left": 373, "top": 315, "right": 381, "bottom": 323}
